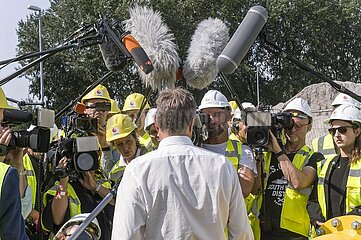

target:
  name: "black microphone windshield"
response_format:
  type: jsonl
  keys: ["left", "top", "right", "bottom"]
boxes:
{"left": 217, "top": 6, "right": 268, "bottom": 74}
{"left": 3, "top": 109, "right": 33, "bottom": 124}
{"left": 99, "top": 35, "right": 129, "bottom": 72}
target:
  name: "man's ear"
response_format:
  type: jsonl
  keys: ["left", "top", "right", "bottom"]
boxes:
{"left": 307, "top": 123, "right": 312, "bottom": 132}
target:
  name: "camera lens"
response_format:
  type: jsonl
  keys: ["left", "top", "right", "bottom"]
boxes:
{"left": 76, "top": 152, "right": 94, "bottom": 171}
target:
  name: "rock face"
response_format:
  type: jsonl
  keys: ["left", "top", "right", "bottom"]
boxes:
{"left": 273, "top": 81, "right": 361, "bottom": 147}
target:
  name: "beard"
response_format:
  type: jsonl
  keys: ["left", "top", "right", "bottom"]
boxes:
{"left": 207, "top": 123, "right": 227, "bottom": 138}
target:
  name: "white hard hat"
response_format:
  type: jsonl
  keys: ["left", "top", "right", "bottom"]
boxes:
{"left": 331, "top": 93, "right": 360, "bottom": 108}
{"left": 241, "top": 102, "right": 256, "bottom": 112}
{"left": 144, "top": 108, "right": 157, "bottom": 131}
{"left": 58, "top": 213, "right": 101, "bottom": 240}
{"left": 233, "top": 108, "right": 242, "bottom": 120}
{"left": 324, "top": 104, "right": 361, "bottom": 125}
{"left": 198, "top": 90, "right": 230, "bottom": 110}
{"left": 283, "top": 97, "right": 312, "bottom": 118}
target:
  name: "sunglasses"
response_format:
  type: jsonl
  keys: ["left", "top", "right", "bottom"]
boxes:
{"left": 328, "top": 126, "right": 355, "bottom": 136}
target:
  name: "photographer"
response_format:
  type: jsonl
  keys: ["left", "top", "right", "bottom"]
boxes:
{"left": 81, "top": 84, "right": 115, "bottom": 175}
{"left": 106, "top": 114, "right": 148, "bottom": 182}
{"left": 122, "top": 93, "right": 153, "bottom": 151}
{"left": 0, "top": 87, "right": 28, "bottom": 239}
{"left": 254, "top": 98, "right": 323, "bottom": 240}
{"left": 41, "top": 157, "right": 114, "bottom": 240}
{"left": 199, "top": 90, "right": 257, "bottom": 198}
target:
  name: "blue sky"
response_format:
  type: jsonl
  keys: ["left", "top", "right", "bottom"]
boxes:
{"left": 0, "top": 0, "right": 50, "bottom": 102}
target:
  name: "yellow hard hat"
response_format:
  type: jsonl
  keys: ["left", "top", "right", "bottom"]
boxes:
{"left": 0, "top": 87, "right": 15, "bottom": 109}
{"left": 106, "top": 114, "right": 137, "bottom": 142}
{"left": 229, "top": 101, "right": 238, "bottom": 114}
{"left": 109, "top": 99, "right": 121, "bottom": 114}
{"left": 81, "top": 84, "right": 111, "bottom": 103}
{"left": 122, "top": 93, "right": 150, "bottom": 112}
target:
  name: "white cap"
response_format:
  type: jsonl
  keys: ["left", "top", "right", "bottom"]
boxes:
{"left": 331, "top": 93, "right": 360, "bottom": 108}
{"left": 198, "top": 90, "right": 230, "bottom": 110}
{"left": 324, "top": 104, "right": 361, "bottom": 125}
{"left": 241, "top": 102, "right": 256, "bottom": 112}
{"left": 283, "top": 97, "right": 312, "bottom": 118}
{"left": 58, "top": 213, "right": 101, "bottom": 239}
{"left": 144, "top": 108, "right": 157, "bottom": 131}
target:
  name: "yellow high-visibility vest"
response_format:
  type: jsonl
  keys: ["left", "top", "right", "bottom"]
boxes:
{"left": 312, "top": 134, "right": 337, "bottom": 160}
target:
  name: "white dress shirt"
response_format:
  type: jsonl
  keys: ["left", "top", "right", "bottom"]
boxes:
{"left": 112, "top": 136, "right": 253, "bottom": 240}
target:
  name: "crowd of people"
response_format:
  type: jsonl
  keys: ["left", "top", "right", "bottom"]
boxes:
{"left": 0, "top": 83, "right": 360, "bottom": 240}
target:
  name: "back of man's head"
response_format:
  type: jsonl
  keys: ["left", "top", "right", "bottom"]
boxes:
{"left": 156, "top": 88, "right": 196, "bottom": 135}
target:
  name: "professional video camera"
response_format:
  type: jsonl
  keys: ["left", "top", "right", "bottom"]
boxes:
{"left": 246, "top": 111, "right": 294, "bottom": 147}
{"left": 0, "top": 108, "right": 54, "bottom": 155}
{"left": 49, "top": 102, "right": 108, "bottom": 178}
{"left": 191, "top": 112, "right": 210, "bottom": 146}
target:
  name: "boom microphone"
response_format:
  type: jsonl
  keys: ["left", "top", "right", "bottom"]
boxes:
{"left": 3, "top": 109, "right": 33, "bottom": 124}
{"left": 123, "top": 5, "right": 180, "bottom": 90}
{"left": 217, "top": 6, "right": 268, "bottom": 74}
{"left": 99, "top": 37, "right": 128, "bottom": 72}
{"left": 183, "top": 18, "right": 229, "bottom": 89}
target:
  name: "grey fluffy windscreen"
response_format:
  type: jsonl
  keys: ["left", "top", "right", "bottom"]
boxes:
{"left": 123, "top": 5, "right": 180, "bottom": 90}
{"left": 183, "top": 18, "right": 229, "bottom": 90}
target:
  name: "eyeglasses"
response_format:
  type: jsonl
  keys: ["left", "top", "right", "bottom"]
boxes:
{"left": 328, "top": 126, "right": 355, "bottom": 136}
{"left": 289, "top": 122, "right": 309, "bottom": 130}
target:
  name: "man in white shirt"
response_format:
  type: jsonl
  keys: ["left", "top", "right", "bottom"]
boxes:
{"left": 111, "top": 88, "right": 253, "bottom": 240}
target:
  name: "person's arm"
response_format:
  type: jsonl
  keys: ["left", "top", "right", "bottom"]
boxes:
{"left": 226, "top": 161, "right": 254, "bottom": 240}
{"left": 111, "top": 164, "right": 147, "bottom": 239}
{"left": 0, "top": 167, "right": 28, "bottom": 240}
{"left": 79, "top": 172, "right": 115, "bottom": 205}
{"left": 266, "top": 131, "right": 316, "bottom": 189}
{"left": 7, "top": 147, "right": 27, "bottom": 198}
{"left": 238, "top": 145, "right": 256, "bottom": 197}
{"left": 307, "top": 176, "right": 325, "bottom": 228}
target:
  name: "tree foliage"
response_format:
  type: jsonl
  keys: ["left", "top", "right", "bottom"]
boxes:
{"left": 16, "top": 0, "right": 361, "bottom": 113}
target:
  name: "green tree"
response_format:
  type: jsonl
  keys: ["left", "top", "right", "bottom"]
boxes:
{"left": 16, "top": 0, "right": 361, "bottom": 113}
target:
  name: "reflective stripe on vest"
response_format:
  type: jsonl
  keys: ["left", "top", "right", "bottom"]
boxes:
{"left": 139, "top": 132, "right": 154, "bottom": 152}
{"left": 317, "top": 156, "right": 361, "bottom": 219}
{"left": 252, "top": 146, "right": 314, "bottom": 237}
{"left": 225, "top": 138, "right": 242, "bottom": 171}
{"left": 0, "top": 163, "right": 10, "bottom": 199}
{"left": 312, "top": 134, "right": 337, "bottom": 159}
{"left": 23, "top": 154, "right": 37, "bottom": 207}
{"left": 42, "top": 182, "right": 81, "bottom": 232}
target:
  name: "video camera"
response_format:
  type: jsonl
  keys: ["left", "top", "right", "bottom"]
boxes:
{"left": 191, "top": 112, "right": 210, "bottom": 146}
{"left": 51, "top": 136, "right": 99, "bottom": 178}
{"left": 0, "top": 108, "right": 54, "bottom": 155}
{"left": 246, "top": 111, "right": 294, "bottom": 147}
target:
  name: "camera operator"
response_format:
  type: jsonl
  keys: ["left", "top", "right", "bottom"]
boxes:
{"left": 122, "top": 93, "right": 153, "bottom": 152}
{"left": 199, "top": 90, "right": 257, "bottom": 198}
{"left": 105, "top": 114, "right": 148, "bottom": 182}
{"left": 41, "top": 157, "right": 114, "bottom": 240}
{"left": 81, "top": 84, "right": 115, "bottom": 175}
{"left": 0, "top": 87, "right": 28, "bottom": 239}
{"left": 254, "top": 98, "right": 324, "bottom": 240}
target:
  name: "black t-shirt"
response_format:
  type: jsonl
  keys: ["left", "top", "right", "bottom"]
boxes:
{"left": 328, "top": 156, "right": 350, "bottom": 219}
{"left": 43, "top": 179, "right": 114, "bottom": 240}
{"left": 261, "top": 151, "right": 323, "bottom": 238}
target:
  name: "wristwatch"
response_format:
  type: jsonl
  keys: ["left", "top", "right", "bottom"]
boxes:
{"left": 95, "top": 182, "right": 102, "bottom": 193}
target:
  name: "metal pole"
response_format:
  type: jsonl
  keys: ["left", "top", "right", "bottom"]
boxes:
{"left": 39, "top": 10, "right": 44, "bottom": 106}
{"left": 256, "top": 63, "right": 261, "bottom": 109}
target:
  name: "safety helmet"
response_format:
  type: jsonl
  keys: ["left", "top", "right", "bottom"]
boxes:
{"left": 109, "top": 99, "right": 121, "bottom": 114}
{"left": 106, "top": 114, "right": 137, "bottom": 142}
{"left": 122, "top": 93, "right": 150, "bottom": 112}
{"left": 233, "top": 108, "right": 242, "bottom": 120}
{"left": 331, "top": 93, "right": 360, "bottom": 108}
{"left": 241, "top": 102, "right": 256, "bottom": 112}
{"left": 0, "top": 87, "right": 15, "bottom": 109}
{"left": 283, "top": 97, "right": 312, "bottom": 118}
{"left": 144, "top": 108, "right": 157, "bottom": 131}
{"left": 58, "top": 213, "right": 101, "bottom": 240}
{"left": 81, "top": 85, "right": 111, "bottom": 103}
{"left": 323, "top": 104, "right": 361, "bottom": 125}
{"left": 229, "top": 101, "right": 238, "bottom": 114}
{"left": 198, "top": 90, "right": 230, "bottom": 110}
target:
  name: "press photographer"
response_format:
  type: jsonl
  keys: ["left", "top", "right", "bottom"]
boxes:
{"left": 251, "top": 98, "right": 324, "bottom": 240}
